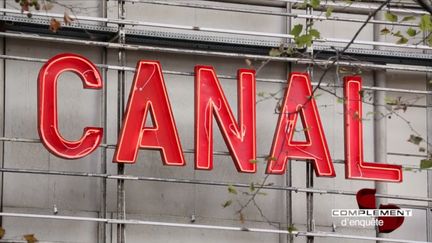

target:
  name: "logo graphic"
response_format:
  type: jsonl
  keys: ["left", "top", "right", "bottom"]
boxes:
{"left": 356, "top": 188, "right": 406, "bottom": 233}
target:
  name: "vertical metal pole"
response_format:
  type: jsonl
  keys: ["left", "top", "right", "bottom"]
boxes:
{"left": 305, "top": 4, "right": 314, "bottom": 243}
{"left": 99, "top": 1, "right": 108, "bottom": 242}
{"left": 306, "top": 163, "right": 314, "bottom": 243}
{"left": 420, "top": 14, "right": 432, "bottom": 240}
{"left": 0, "top": 0, "right": 6, "bottom": 227}
{"left": 426, "top": 72, "right": 432, "bottom": 241}
{"left": 284, "top": 2, "right": 293, "bottom": 243}
{"left": 117, "top": 1, "right": 126, "bottom": 243}
{"left": 373, "top": 10, "right": 387, "bottom": 243}
{"left": 373, "top": 72, "right": 387, "bottom": 203}
{"left": 285, "top": 168, "right": 293, "bottom": 243}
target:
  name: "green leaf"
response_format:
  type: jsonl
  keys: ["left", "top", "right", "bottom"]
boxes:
{"left": 392, "top": 30, "right": 403, "bottom": 38}
{"left": 338, "top": 67, "right": 354, "bottom": 74}
{"left": 266, "top": 156, "right": 277, "bottom": 161}
{"left": 309, "top": 28, "right": 320, "bottom": 38}
{"left": 269, "top": 48, "right": 282, "bottom": 57}
{"left": 295, "top": 34, "right": 313, "bottom": 47}
{"left": 406, "top": 27, "right": 417, "bottom": 37}
{"left": 249, "top": 182, "right": 255, "bottom": 192}
{"left": 365, "top": 111, "right": 375, "bottom": 117}
{"left": 397, "top": 36, "right": 408, "bottom": 44}
{"left": 310, "top": 0, "right": 320, "bottom": 9}
{"left": 385, "top": 11, "right": 398, "bottom": 22}
{"left": 222, "top": 200, "right": 232, "bottom": 208}
{"left": 420, "top": 159, "right": 432, "bottom": 169}
{"left": 228, "top": 185, "right": 237, "bottom": 195}
{"left": 408, "top": 134, "right": 423, "bottom": 145}
{"left": 257, "top": 91, "right": 265, "bottom": 97}
{"left": 384, "top": 96, "right": 397, "bottom": 104}
{"left": 401, "top": 16, "right": 416, "bottom": 22}
{"left": 427, "top": 35, "right": 432, "bottom": 47}
{"left": 291, "top": 24, "right": 303, "bottom": 37}
{"left": 404, "top": 167, "right": 414, "bottom": 171}
{"left": 249, "top": 159, "right": 259, "bottom": 164}
{"left": 420, "top": 15, "right": 432, "bottom": 32}
{"left": 336, "top": 97, "right": 344, "bottom": 104}
{"left": 325, "top": 6, "right": 333, "bottom": 18}
{"left": 380, "top": 28, "right": 391, "bottom": 35}
{"left": 288, "top": 224, "right": 298, "bottom": 233}
{"left": 24, "top": 234, "right": 37, "bottom": 243}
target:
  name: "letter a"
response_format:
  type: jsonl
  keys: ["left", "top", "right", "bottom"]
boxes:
{"left": 113, "top": 61, "right": 185, "bottom": 166}
{"left": 266, "top": 73, "right": 335, "bottom": 176}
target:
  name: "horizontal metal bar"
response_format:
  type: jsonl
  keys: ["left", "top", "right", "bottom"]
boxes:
{"left": 362, "top": 85, "right": 432, "bottom": 95}
{"left": 398, "top": 203, "right": 430, "bottom": 210}
{"left": 0, "top": 212, "right": 427, "bottom": 243}
{"left": 388, "top": 152, "right": 428, "bottom": 158}
{"left": 0, "top": 137, "right": 40, "bottom": 144}
{"left": 0, "top": 8, "right": 430, "bottom": 51}
{"left": 3, "top": 31, "right": 432, "bottom": 83}
{"left": 0, "top": 240, "right": 61, "bottom": 243}
{"left": 0, "top": 167, "right": 430, "bottom": 202}
{"left": 271, "top": 0, "right": 429, "bottom": 15}
{"left": 0, "top": 137, "right": 426, "bottom": 170}
{"left": 0, "top": 167, "right": 107, "bottom": 178}
{"left": 0, "top": 52, "right": 431, "bottom": 94}
{"left": 0, "top": 212, "right": 106, "bottom": 222}
{"left": 304, "top": 231, "right": 428, "bottom": 243}
{"left": 125, "top": 0, "right": 418, "bottom": 27}
{"left": 210, "top": 0, "right": 422, "bottom": 12}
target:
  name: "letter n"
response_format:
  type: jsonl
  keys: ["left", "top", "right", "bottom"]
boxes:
{"left": 195, "top": 66, "right": 256, "bottom": 173}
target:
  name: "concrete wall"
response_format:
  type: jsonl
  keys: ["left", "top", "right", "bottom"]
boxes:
{"left": 0, "top": 0, "right": 429, "bottom": 242}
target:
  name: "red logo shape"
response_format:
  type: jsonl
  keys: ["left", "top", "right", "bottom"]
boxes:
{"left": 356, "top": 188, "right": 404, "bottom": 233}
{"left": 356, "top": 188, "right": 376, "bottom": 209}
{"left": 378, "top": 204, "right": 405, "bottom": 233}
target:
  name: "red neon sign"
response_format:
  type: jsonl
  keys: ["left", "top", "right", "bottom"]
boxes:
{"left": 344, "top": 76, "right": 402, "bottom": 182}
{"left": 36, "top": 53, "right": 404, "bottom": 183}
{"left": 38, "top": 53, "right": 103, "bottom": 159}
{"left": 356, "top": 188, "right": 405, "bottom": 233}
{"left": 195, "top": 66, "right": 256, "bottom": 173}
{"left": 266, "top": 73, "right": 335, "bottom": 177}
{"left": 113, "top": 61, "right": 185, "bottom": 166}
